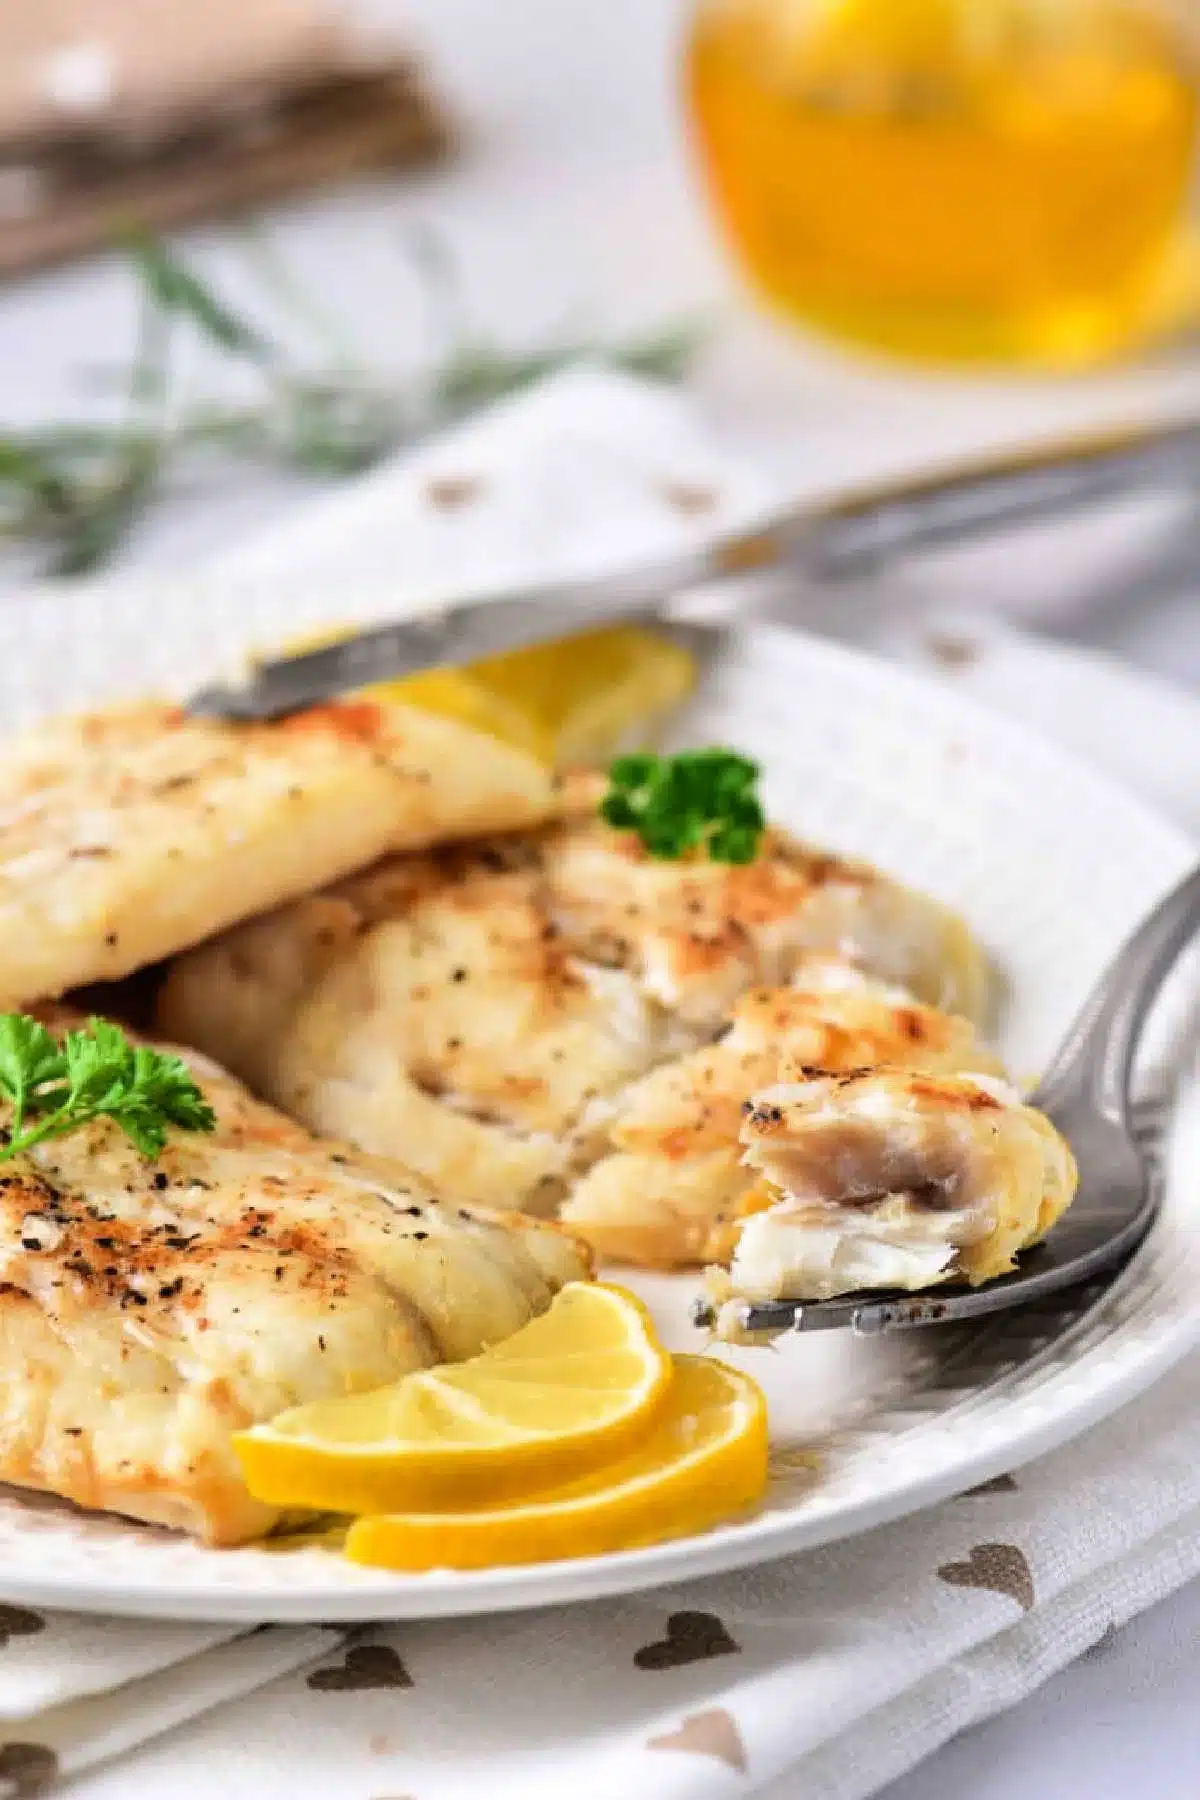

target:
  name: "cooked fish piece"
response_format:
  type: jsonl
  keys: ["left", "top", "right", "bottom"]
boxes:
{"left": 540, "top": 776, "right": 991, "bottom": 1031}
{"left": 562, "top": 957, "right": 1005, "bottom": 1268}
{"left": 0, "top": 1013, "right": 589, "bottom": 1545}
{"left": 0, "top": 697, "right": 555, "bottom": 1008}
{"left": 158, "top": 838, "right": 688, "bottom": 1215}
{"left": 157, "top": 796, "right": 991, "bottom": 1219}
{"left": 706, "top": 1067, "right": 1077, "bottom": 1334}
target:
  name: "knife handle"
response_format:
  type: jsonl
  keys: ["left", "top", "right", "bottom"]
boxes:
{"left": 789, "top": 419, "right": 1200, "bottom": 580}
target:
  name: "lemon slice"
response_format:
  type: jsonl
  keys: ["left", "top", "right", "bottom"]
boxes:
{"left": 283, "top": 624, "right": 696, "bottom": 766}
{"left": 344, "top": 1354, "right": 768, "bottom": 1571}
{"left": 234, "top": 1284, "right": 672, "bottom": 1514}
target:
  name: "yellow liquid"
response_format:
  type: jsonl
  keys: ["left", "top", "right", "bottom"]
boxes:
{"left": 686, "top": 0, "right": 1199, "bottom": 367}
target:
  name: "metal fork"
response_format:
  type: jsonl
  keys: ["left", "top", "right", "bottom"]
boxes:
{"left": 692, "top": 861, "right": 1200, "bottom": 1338}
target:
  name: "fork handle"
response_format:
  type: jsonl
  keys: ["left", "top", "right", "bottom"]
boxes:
{"left": 1035, "top": 861, "right": 1200, "bottom": 1119}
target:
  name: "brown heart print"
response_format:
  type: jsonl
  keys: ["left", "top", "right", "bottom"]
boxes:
{"left": 963, "top": 1474, "right": 1019, "bottom": 1497}
{"left": 308, "top": 1644, "right": 413, "bottom": 1691}
{"left": 0, "top": 1607, "right": 44, "bottom": 1649}
{"left": 659, "top": 481, "right": 719, "bottom": 517}
{"left": 424, "top": 475, "right": 484, "bottom": 510}
{"left": 0, "top": 1743, "right": 59, "bottom": 1797}
{"left": 937, "top": 1542, "right": 1034, "bottom": 1612}
{"left": 1085, "top": 1621, "right": 1119, "bottom": 1660}
{"left": 634, "top": 1611, "right": 740, "bottom": 1671}
{"left": 649, "top": 1709, "right": 747, "bottom": 1772}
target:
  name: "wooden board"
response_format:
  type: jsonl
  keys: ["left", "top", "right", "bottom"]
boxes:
{"left": 0, "top": 21, "right": 450, "bottom": 277}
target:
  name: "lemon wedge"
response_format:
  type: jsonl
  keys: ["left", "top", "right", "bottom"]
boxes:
{"left": 366, "top": 663, "right": 549, "bottom": 760}
{"left": 234, "top": 1284, "right": 672, "bottom": 1515}
{"left": 344, "top": 1354, "right": 768, "bottom": 1571}
{"left": 422, "top": 625, "right": 696, "bottom": 768}
{"left": 283, "top": 623, "right": 696, "bottom": 766}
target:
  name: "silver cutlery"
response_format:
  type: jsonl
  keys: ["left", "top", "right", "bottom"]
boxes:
{"left": 188, "top": 415, "right": 1200, "bottom": 722}
{"left": 692, "top": 861, "right": 1200, "bottom": 1338}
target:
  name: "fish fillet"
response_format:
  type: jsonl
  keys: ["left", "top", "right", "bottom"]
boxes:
{"left": 562, "top": 958, "right": 1005, "bottom": 1267}
{"left": 0, "top": 1012, "right": 589, "bottom": 1544}
{"left": 706, "top": 1066, "right": 1077, "bottom": 1336}
{"left": 0, "top": 697, "right": 555, "bottom": 1007}
{"left": 157, "top": 784, "right": 991, "bottom": 1236}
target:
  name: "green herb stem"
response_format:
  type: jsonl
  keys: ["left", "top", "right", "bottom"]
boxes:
{"left": 0, "top": 1014, "right": 217, "bottom": 1161}
{"left": 0, "top": 227, "right": 701, "bottom": 578}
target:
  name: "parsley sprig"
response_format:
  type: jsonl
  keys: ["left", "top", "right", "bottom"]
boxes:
{"left": 600, "top": 749, "right": 766, "bottom": 865}
{"left": 0, "top": 1015, "right": 217, "bottom": 1162}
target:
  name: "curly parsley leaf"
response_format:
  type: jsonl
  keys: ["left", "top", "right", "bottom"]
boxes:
{"left": 600, "top": 749, "right": 766, "bottom": 865}
{"left": 0, "top": 1014, "right": 68, "bottom": 1135}
{"left": 0, "top": 1014, "right": 217, "bottom": 1162}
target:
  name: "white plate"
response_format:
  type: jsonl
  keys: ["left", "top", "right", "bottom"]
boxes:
{"left": 1, "top": 612, "right": 1199, "bottom": 1622}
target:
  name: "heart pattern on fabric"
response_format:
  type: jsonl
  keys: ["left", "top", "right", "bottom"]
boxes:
{"left": 963, "top": 1474, "right": 1019, "bottom": 1497}
{"left": 660, "top": 481, "right": 719, "bottom": 517}
{"left": 648, "top": 1709, "right": 747, "bottom": 1772}
{"left": 424, "top": 474, "right": 484, "bottom": 510}
{"left": 1084, "top": 1621, "right": 1120, "bottom": 1660}
{"left": 0, "top": 1607, "right": 44, "bottom": 1649}
{"left": 937, "top": 1542, "right": 1034, "bottom": 1612}
{"left": 0, "top": 1742, "right": 59, "bottom": 1797}
{"left": 307, "top": 1644, "right": 414, "bottom": 1691}
{"left": 634, "top": 1611, "right": 740, "bottom": 1671}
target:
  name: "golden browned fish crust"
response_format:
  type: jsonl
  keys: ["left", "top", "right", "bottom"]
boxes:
{"left": 562, "top": 960, "right": 1005, "bottom": 1268}
{"left": 158, "top": 804, "right": 991, "bottom": 1228}
{"left": 0, "top": 698, "right": 555, "bottom": 1007}
{"left": 0, "top": 1013, "right": 589, "bottom": 1544}
{"left": 705, "top": 1066, "right": 1077, "bottom": 1329}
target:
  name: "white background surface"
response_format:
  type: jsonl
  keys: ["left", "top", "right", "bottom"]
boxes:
{"left": 0, "top": 0, "right": 1198, "bottom": 1792}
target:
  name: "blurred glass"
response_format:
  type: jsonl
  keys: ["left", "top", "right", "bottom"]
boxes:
{"left": 685, "top": 0, "right": 1199, "bottom": 368}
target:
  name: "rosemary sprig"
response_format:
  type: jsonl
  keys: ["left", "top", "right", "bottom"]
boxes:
{"left": 0, "top": 229, "right": 701, "bottom": 578}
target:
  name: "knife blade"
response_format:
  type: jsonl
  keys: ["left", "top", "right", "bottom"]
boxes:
{"left": 186, "top": 553, "right": 704, "bottom": 722}
{"left": 188, "top": 414, "right": 1200, "bottom": 721}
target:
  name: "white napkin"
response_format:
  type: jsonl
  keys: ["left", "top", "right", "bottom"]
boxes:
{"left": 4, "top": 367, "right": 1200, "bottom": 1800}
